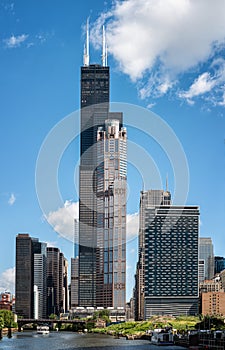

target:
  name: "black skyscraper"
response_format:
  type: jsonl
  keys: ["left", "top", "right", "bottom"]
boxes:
{"left": 15, "top": 234, "right": 44, "bottom": 318}
{"left": 79, "top": 26, "right": 123, "bottom": 306}
{"left": 16, "top": 234, "right": 34, "bottom": 318}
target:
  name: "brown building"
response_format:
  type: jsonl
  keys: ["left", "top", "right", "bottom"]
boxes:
{"left": 0, "top": 292, "right": 12, "bottom": 310}
{"left": 199, "top": 277, "right": 223, "bottom": 294}
{"left": 201, "top": 292, "right": 225, "bottom": 316}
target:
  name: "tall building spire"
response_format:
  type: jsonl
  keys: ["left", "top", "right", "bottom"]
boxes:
{"left": 166, "top": 173, "right": 168, "bottom": 192}
{"left": 83, "top": 18, "right": 90, "bottom": 66}
{"left": 102, "top": 25, "right": 107, "bottom": 67}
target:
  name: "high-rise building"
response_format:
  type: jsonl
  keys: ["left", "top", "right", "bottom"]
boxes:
{"left": 220, "top": 269, "right": 225, "bottom": 290}
{"left": 16, "top": 234, "right": 67, "bottom": 318}
{"left": 47, "top": 247, "right": 60, "bottom": 316}
{"left": 135, "top": 190, "right": 171, "bottom": 320}
{"left": 33, "top": 241, "right": 47, "bottom": 318}
{"left": 60, "top": 253, "right": 68, "bottom": 313}
{"left": 15, "top": 234, "right": 47, "bottom": 319}
{"left": 71, "top": 257, "right": 79, "bottom": 309}
{"left": 199, "top": 237, "right": 214, "bottom": 280}
{"left": 96, "top": 119, "right": 127, "bottom": 308}
{"left": 78, "top": 23, "right": 125, "bottom": 307}
{"left": 134, "top": 193, "right": 199, "bottom": 319}
{"left": 46, "top": 247, "right": 68, "bottom": 316}
{"left": 215, "top": 256, "right": 225, "bottom": 274}
{"left": 71, "top": 220, "right": 79, "bottom": 309}
{"left": 15, "top": 234, "right": 34, "bottom": 318}
{"left": 144, "top": 205, "right": 199, "bottom": 317}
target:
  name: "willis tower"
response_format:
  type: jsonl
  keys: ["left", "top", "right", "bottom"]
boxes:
{"left": 79, "top": 21, "right": 126, "bottom": 307}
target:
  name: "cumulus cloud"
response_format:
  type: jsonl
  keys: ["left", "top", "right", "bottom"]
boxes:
{"left": 179, "top": 58, "right": 225, "bottom": 104}
{"left": 46, "top": 200, "right": 79, "bottom": 242}
{"left": 0, "top": 267, "right": 15, "bottom": 293}
{"left": 179, "top": 72, "right": 216, "bottom": 103}
{"left": 91, "top": 0, "right": 225, "bottom": 105}
{"left": 46, "top": 200, "right": 139, "bottom": 244}
{"left": 4, "top": 34, "right": 28, "bottom": 48}
{"left": 127, "top": 212, "right": 139, "bottom": 241}
{"left": 8, "top": 193, "right": 16, "bottom": 206}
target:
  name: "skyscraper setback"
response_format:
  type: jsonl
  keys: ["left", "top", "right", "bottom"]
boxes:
{"left": 96, "top": 120, "right": 127, "bottom": 307}
{"left": 78, "top": 23, "right": 126, "bottom": 307}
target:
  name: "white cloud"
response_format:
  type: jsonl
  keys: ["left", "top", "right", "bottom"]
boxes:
{"left": 127, "top": 212, "right": 139, "bottom": 241}
{"left": 46, "top": 200, "right": 139, "bottom": 244}
{"left": 147, "top": 102, "right": 156, "bottom": 109}
{"left": 179, "top": 59, "right": 225, "bottom": 104}
{"left": 91, "top": 0, "right": 225, "bottom": 105}
{"left": 217, "top": 91, "right": 225, "bottom": 107}
{"left": 4, "top": 34, "right": 28, "bottom": 48}
{"left": 8, "top": 193, "right": 16, "bottom": 206}
{"left": 0, "top": 267, "right": 15, "bottom": 293}
{"left": 46, "top": 200, "right": 79, "bottom": 242}
{"left": 179, "top": 72, "right": 216, "bottom": 101}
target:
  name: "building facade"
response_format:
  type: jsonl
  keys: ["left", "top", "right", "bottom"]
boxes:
{"left": 15, "top": 234, "right": 48, "bottom": 319}
{"left": 78, "top": 28, "right": 125, "bottom": 307}
{"left": 215, "top": 256, "right": 225, "bottom": 274}
{"left": 143, "top": 205, "right": 199, "bottom": 318}
{"left": 219, "top": 269, "right": 225, "bottom": 290}
{"left": 47, "top": 247, "right": 68, "bottom": 316}
{"left": 71, "top": 219, "right": 79, "bottom": 309}
{"left": 135, "top": 190, "right": 171, "bottom": 320}
{"left": 15, "top": 234, "right": 34, "bottom": 318}
{"left": 199, "top": 237, "right": 214, "bottom": 281}
{"left": 201, "top": 292, "right": 225, "bottom": 316}
{"left": 0, "top": 292, "right": 13, "bottom": 311}
{"left": 96, "top": 119, "right": 127, "bottom": 308}
{"left": 33, "top": 241, "right": 47, "bottom": 318}
{"left": 71, "top": 257, "right": 79, "bottom": 308}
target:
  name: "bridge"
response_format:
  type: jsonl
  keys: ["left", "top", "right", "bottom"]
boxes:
{"left": 17, "top": 318, "right": 86, "bottom": 332}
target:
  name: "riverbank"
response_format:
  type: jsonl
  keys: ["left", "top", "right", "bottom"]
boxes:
{"left": 91, "top": 314, "right": 225, "bottom": 339}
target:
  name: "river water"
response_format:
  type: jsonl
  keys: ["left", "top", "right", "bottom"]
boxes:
{"left": 0, "top": 331, "right": 185, "bottom": 350}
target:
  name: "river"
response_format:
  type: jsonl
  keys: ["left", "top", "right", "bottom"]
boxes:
{"left": 0, "top": 331, "right": 186, "bottom": 350}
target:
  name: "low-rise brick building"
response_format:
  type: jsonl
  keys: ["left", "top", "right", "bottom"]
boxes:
{"left": 201, "top": 292, "right": 225, "bottom": 316}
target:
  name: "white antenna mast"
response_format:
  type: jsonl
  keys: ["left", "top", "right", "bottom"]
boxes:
{"left": 83, "top": 18, "right": 90, "bottom": 66}
{"left": 102, "top": 25, "right": 107, "bottom": 66}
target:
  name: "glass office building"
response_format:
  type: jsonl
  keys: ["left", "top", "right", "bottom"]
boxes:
{"left": 144, "top": 205, "right": 199, "bottom": 317}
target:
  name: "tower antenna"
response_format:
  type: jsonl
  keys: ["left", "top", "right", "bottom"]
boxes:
{"left": 83, "top": 18, "right": 90, "bottom": 66}
{"left": 102, "top": 25, "right": 107, "bottom": 66}
{"left": 166, "top": 173, "right": 168, "bottom": 192}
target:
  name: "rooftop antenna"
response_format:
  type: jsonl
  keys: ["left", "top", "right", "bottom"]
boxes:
{"left": 102, "top": 25, "right": 107, "bottom": 66}
{"left": 166, "top": 174, "right": 168, "bottom": 192}
{"left": 83, "top": 18, "right": 90, "bottom": 66}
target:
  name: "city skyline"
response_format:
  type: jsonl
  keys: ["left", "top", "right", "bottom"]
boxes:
{"left": 1, "top": 0, "right": 225, "bottom": 301}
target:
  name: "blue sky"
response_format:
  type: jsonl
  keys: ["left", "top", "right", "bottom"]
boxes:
{"left": 1, "top": 0, "right": 225, "bottom": 301}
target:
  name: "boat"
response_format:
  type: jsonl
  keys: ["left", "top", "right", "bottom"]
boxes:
{"left": 151, "top": 328, "right": 174, "bottom": 345}
{"left": 36, "top": 325, "right": 49, "bottom": 334}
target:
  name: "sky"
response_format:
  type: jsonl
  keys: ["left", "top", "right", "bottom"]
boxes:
{"left": 0, "top": 0, "right": 225, "bottom": 301}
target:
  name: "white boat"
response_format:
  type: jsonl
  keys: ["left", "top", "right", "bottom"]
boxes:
{"left": 151, "top": 328, "right": 174, "bottom": 345}
{"left": 36, "top": 325, "right": 49, "bottom": 334}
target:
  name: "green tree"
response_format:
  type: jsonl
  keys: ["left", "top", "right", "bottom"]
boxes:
{"left": 49, "top": 313, "right": 58, "bottom": 320}
{"left": 0, "top": 316, "right": 4, "bottom": 330}
{"left": 0, "top": 310, "right": 14, "bottom": 328}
